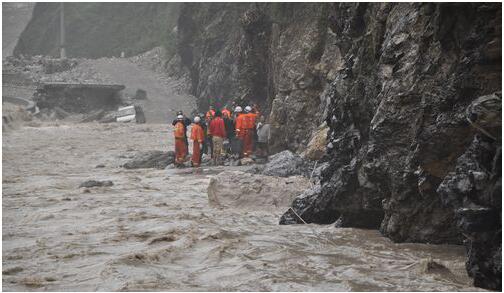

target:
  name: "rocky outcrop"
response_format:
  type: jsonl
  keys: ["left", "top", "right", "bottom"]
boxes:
{"left": 207, "top": 171, "right": 310, "bottom": 212}
{"left": 279, "top": 3, "right": 501, "bottom": 290}
{"left": 261, "top": 150, "right": 311, "bottom": 177}
{"left": 437, "top": 93, "right": 501, "bottom": 290}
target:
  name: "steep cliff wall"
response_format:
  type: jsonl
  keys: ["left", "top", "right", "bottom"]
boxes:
{"left": 280, "top": 3, "right": 501, "bottom": 290}
{"left": 14, "top": 3, "right": 179, "bottom": 58}
{"left": 175, "top": 3, "right": 339, "bottom": 152}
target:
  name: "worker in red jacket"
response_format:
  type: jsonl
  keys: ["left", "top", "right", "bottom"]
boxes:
{"left": 208, "top": 110, "right": 227, "bottom": 165}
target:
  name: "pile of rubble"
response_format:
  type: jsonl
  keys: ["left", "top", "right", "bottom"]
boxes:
{"left": 3, "top": 55, "right": 113, "bottom": 84}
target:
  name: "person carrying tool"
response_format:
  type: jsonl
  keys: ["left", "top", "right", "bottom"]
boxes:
{"left": 173, "top": 115, "right": 187, "bottom": 167}
{"left": 208, "top": 110, "right": 227, "bottom": 165}
{"left": 190, "top": 116, "right": 205, "bottom": 167}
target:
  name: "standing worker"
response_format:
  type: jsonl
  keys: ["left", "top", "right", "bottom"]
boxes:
{"left": 173, "top": 115, "right": 187, "bottom": 167}
{"left": 256, "top": 115, "right": 271, "bottom": 159}
{"left": 223, "top": 106, "right": 235, "bottom": 154}
{"left": 242, "top": 106, "right": 257, "bottom": 157}
{"left": 234, "top": 106, "right": 245, "bottom": 157}
{"left": 208, "top": 110, "right": 227, "bottom": 165}
{"left": 172, "top": 110, "right": 192, "bottom": 151}
{"left": 190, "top": 116, "right": 205, "bottom": 167}
{"left": 205, "top": 106, "right": 215, "bottom": 157}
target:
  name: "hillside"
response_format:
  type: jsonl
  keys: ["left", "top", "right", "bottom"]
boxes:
{"left": 13, "top": 3, "right": 179, "bottom": 58}
{"left": 2, "top": 2, "right": 34, "bottom": 58}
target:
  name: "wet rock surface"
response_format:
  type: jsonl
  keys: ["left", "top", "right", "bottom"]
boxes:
{"left": 123, "top": 150, "right": 175, "bottom": 169}
{"left": 261, "top": 150, "right": 311, "bottom": 178}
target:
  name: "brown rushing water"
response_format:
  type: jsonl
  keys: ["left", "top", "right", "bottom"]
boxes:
{"left": 2, "top": 123, "right": 485, "bottom": 291}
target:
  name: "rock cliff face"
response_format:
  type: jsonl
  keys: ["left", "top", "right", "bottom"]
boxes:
{"left": 175, "top": 4, "right": 501, "bottom": 288}
{"left": 175, "top": 3, "right": 335, "bottom": 151}
{"left": 278, "top": 3, "right": 501, "bottom": 290}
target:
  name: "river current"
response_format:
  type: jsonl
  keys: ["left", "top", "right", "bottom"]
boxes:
{"left": 2, "top": 123, "right": 484, "bottom": 291}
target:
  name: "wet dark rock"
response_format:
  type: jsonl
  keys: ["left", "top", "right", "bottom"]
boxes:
{"left": 277, "top": 3, "right": 501, "bottom": 289}
{"left": 123, "top": 151, "right": 175, "bottom": 169}
{"left": 437, "top": 135, "right": 501, "bottom": 290}
{"left": 95, "top": 164, "right": 105, "bottom": 168}
{"left": 79, "top": 180, "right": 113, "bottom": 188}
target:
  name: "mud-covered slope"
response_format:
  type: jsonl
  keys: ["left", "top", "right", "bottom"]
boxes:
{"left": 14, "top": 3, "right": 179, "bottom": 58}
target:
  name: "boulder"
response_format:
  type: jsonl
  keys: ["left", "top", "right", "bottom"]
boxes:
{"left": 207, "top": 171, "right": 310, "bottom": 212}
{"left": 261, "top": 150, "right": 310, "bottom": 177}
{"left": 123, "top": 151, "right": 175, "bottom": 169}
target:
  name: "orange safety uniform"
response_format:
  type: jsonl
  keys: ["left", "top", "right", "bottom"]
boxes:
{"left": 242, "top": 112, "right": 257, "bottom": 156}
{"left": 190, "top": 123, "right": 205, "bottom": 167}
{"left": 235, "top": 113, "right": 247, "bottom": 138}
{"left": 174, "top": 121, "right": 187, "bottom": 165}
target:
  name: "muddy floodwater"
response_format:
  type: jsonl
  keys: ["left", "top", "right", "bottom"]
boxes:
{"left": 3, "top": 123, "right": 485, "bottom": 291}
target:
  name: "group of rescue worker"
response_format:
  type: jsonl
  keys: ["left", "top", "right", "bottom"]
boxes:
{"left": 172, "top": 104, "right": 271, "bottom": 168}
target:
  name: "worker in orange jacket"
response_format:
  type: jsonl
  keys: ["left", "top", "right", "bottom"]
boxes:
{"left": 190, "top": 116, "right": 205, "bottom": 167}
{"left": 241, "top": 106, "right": 257, "bottom": 157}
{"left": 234, "top": 106, "right": 246, "bottom": 157}
{"left": 173, "top": 115, "right": 187, "bottom": 167}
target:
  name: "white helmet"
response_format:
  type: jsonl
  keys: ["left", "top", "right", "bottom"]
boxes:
{"left": 235, "top": 106, "right": 242, "bottom": 113}
{"left": 194, "top": 116, "right": 201, "bottom": 123}
{"left": 177, "top": 115, "right": 184, "bottom": 120}
{"left": 245, "top": 106, "right": 252, "bottom": 112}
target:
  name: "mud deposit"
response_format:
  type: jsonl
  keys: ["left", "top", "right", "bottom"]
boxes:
{"left": 3, "top": 123, "right": 485, "bottom": 291}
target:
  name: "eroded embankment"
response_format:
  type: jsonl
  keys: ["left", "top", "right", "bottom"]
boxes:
{"left": 2, "top": 123, "right": 485, "bottom": 291}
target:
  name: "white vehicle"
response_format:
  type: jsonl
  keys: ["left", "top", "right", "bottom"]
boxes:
{"left": 116, "top": 105, "right": 136, "bottom": 122}
{"left": 115, "top": 105, "right": 146, "bottom": 123}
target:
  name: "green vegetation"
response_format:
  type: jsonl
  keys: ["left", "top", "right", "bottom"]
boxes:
{"left": 14, "top": 3, "right": 179, "bottom": 58}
